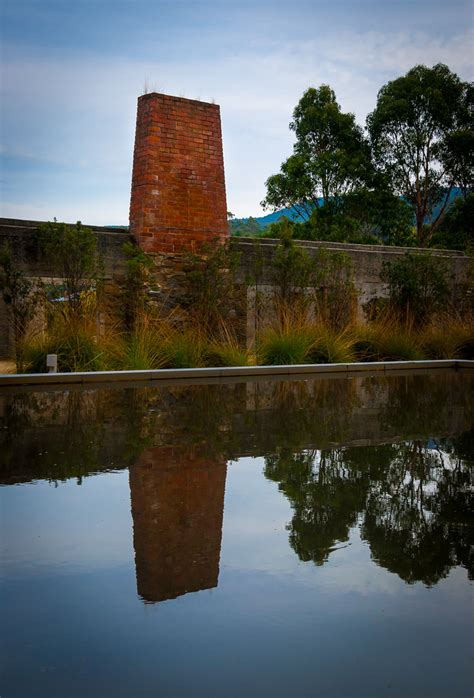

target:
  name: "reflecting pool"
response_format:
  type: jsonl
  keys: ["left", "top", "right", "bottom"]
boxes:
{"left": 1, "top": 370, "right": 473, "bottom": 697}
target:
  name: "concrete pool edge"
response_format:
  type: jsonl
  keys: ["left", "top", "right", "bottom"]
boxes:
{"left": 0, "top": 359, "right": 472, "bottom": 387}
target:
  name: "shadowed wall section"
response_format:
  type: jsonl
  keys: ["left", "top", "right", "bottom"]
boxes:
{"left": 129, "top": 93, "right": 228, "bottom": 254}
{"left": 129, "top": 446, "right": 228, "bottom": 603}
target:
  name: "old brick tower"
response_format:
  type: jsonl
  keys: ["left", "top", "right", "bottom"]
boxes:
{"left": 129, "top": 93, "right": 228, "bottom": 253}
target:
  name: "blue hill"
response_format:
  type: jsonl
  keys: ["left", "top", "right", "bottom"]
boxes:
{"left": 234, "top": 189, "right": 463, "bottom": 231}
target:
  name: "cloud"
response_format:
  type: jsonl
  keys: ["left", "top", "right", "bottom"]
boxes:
{"left": 1, "top": 28, "right": 472, "bottom": 221}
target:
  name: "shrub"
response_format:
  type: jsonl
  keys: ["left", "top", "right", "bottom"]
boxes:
{"left": 258, "top": 326, "right": 314, "bottom": 364}
{"left": 381, "top": 253, "right": 451, "bottom": 326}
{"left": 38, "top": 220, "right": 102, "bottom": 320}
{"left": 270, "top": 224, "right": 314, "bottom": 308}
{"left": 269, "top": 230, "right": 358, "bottom": 329}
{"left": 184, "top": 240, "right": 241, "bottom": 328}
{"left": 257, "top": 306, "right": 356, "bottom": 365}
{"left": 203, "top": 324, "right": 251, "bottom": 367}
{"left": 163, "top": 328, "right": 207, "bottom": 368}
{"left": 257, "top": 309, "right": 316, "bottom": 365}
{"left": 121, "top": 241, "right": 154, "bottom": 331}
{"left": 310, "top": 248, "right": 357, "bottom": 331}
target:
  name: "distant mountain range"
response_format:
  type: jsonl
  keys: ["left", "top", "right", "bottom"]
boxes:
{"left": 233, "top": 206, "right": 311, "bottom": 229}
{"left": 232, "top": 189, "right": 463, "bottom": 231}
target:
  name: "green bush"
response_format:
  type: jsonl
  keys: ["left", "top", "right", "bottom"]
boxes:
{"left": 381, "top": 253, "right": 451, "bottom": 325}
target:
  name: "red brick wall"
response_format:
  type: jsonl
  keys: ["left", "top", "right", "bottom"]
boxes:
{"left": 129, "top": 446, "right": 228, "bottom": 603}
{"left": 129, "top": 93, "right": 229, "bottom": 254}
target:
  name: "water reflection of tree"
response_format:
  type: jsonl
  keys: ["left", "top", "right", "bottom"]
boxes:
{"left": 264, "top": 435, "right": 473, "bottom": 584}
{"left": 265, "top": 448, "right": 370, "bottom": 565}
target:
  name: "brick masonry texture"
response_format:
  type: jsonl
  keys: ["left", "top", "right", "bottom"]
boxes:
{"left": 129, "top": 93, "right": 229, "bottom": 254}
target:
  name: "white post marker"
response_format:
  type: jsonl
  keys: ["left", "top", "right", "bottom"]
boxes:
{"left": 46, "top": 354, "right": 58, "bottom": 373}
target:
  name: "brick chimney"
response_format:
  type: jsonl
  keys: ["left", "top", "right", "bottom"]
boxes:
{"left": 129, "top": 93, "right": 228, "bottom": 254}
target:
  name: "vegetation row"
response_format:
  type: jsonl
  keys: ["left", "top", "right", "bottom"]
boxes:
{"left": 1, "top": 220, "right": 472, "bottom": 373}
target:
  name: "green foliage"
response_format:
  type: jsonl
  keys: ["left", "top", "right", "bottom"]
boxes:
{"left": 203, "top": 324, "right": 250, "bottom": 367}
{"left": 108, "top": 319, "right": 172, "bottom": 370}
{"left": 262, "top": 85, "right": 371, "bottom": 217}
{"left": 165, "top": 329, "right": 207, "bottom": 368}
{"left": 367, "top": 63, "right": 473, "bottom": 244}
{"left": 0, "top": 243, "right": 41, "bottom": 371}
{"left": 381, "top": 253, "right": 451, "bottom": 325}
{"left": 261, "top": 66, "right": 472, "bottom": 250}
{"left": 431, "top": 193, "right": 474, "bottom": 251}
{"left": 270, "top": 223, "right": 315, "bottom": 306}
{"left": 333, "top": 188, "right": 415, "bottom": 246}
{"left": 230, "top": 216, "right": 262, "bottom": 237}
{"left": 121, "top": 241, "right": 154, "bottom": 330}
{"left": 257, "top": 304, "right": 356, "bottom": 365}
{"left": 203, "top": 342, "right": 249, "bottom": 367}
{"left": 38, "top": 220, "right": 102, "bottom": 317}
{"left": 184, "top": 240, "right": 241, "bottom": 327}
{"left": 268, "top": 228, "right": 357, "bottom": 330}
{"left": 263, "top": 155, "right": 315, "bottom": 220}
{"left": 310, "top": 248, "right": 357, "bottom": 331}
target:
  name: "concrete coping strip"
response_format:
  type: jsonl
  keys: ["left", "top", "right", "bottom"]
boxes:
{"left": 0, "top": 360, "right": 471, "bottom": 387}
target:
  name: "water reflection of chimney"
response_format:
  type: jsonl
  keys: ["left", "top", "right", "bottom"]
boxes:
{"left": 129, "top": 446, "right": 228, "bottom": 603}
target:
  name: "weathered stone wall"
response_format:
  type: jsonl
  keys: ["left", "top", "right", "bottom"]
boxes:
{"left": 0, "top": 219, "right": 130, "bottom": 357}
{"left": 233, "top": 236, "right": 472, "bottom": 306}
{"left": 129, "top": 93, "right": 228, "bottom": 254}
{"left": 0, "top": 217, "right": 472, "bottom": 358}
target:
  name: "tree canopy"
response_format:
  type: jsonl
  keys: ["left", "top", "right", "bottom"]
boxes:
{"left": 367, "top": 63, "right": 473, "bottom": 245}
{"left": 262, "top": 85, "right": 371, "bottom": 219}
{"left": 261, "top": 65, "right": 473, "bottom": 249}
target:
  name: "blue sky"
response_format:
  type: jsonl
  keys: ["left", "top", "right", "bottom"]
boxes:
{"left": 1, "top": 0, "right": 473, "bottom": 224}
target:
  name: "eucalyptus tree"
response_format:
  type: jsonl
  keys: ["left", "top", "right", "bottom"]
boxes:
{"left": 262, "top": 85, "right": 372, "bottom": 219}
{"left": 367, "top": 63, "right": 473, "bottom": 245}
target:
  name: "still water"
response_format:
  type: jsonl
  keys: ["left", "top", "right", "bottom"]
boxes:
{"left": 1, "top": 371, "right": 473, "bottom": 698}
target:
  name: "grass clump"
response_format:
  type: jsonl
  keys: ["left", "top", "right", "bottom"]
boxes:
{"left": 420, "top": 318, "right": 474, "bottom": 359}
{"left": 165, "top": 328, "right": 207, "bottom": 368}
{"left": 24, "top": 321, "right": 107, "bottom": 373}
{"left": 257, "top": 306, "right": 356, "bottom": 365}
{"left": 258, "top": 325, "right": 315, "bottom": 364}
{"left": 107, "top": 318, "right": 172, "bottom": 370}
{"left": 308, "top": 328, "right": 356, "bottom": 364}
{"left": 203, "top": 325, "right": 251, "bottom": 367}
{"left": 353, "top": 318, "right": 424, "bottom": 361}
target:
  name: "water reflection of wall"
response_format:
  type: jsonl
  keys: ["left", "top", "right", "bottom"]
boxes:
{"left": 129, "top": 446, "right": 227, "bottom": 603}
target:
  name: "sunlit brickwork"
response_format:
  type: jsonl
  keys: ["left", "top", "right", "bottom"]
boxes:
{"left": 129, "top": 93, "right": 228, "bottom": 253}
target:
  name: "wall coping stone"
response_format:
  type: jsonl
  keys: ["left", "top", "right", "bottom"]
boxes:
{"left": 232, "top": 236, "right": 469, "bottom": 258}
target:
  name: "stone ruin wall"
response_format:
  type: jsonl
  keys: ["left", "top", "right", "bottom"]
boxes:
{"left": 0, "top": 223, "right": 472, "bottom": 359}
